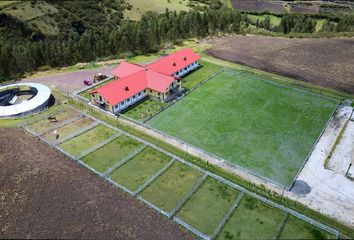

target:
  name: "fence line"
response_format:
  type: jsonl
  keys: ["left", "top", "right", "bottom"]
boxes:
{"left": 53, "top": 122, "right": 99, "bottom": 145}
{"left": 105, "top": 177, "right": 134, "bottom": 195}
{"left": 133, "top": 158, "right": 175, "bottom": 196}
{"left": 203, "top": 171, "right": 339, "bottom": 237}
{"left": 119, "top": 109, "right": 287, "bottom": 190}
{"left": 225, "top": 67, "right": 339, "bottom": 103}
{"left": 20, "top": 105, "right": 341, "bottom": 239}
{"left": 38, "top": 115, "right": 83, "bottom": 136}
{"left": 274, "top": 213, "right": 289, "bottom": 240}
{"left": 169, "top": 174, "right": 208, "bottom": 218}
{"left": 210, "top": 192, "right": 245, "bottom": 239}
{"left": 77, "top": 105, "right": 342, "bottom": 237}
{"left": 74, "top": 75, "right": 114, "bottom": 96}
{"left": 173, "top": 217, "right": 210, "bottom": 240}
{"left": 103, "top": 145, "right": 147, "bottom": 176}
{"left": 288, "top": 102, "right": 340, "bottom": 190}
{"left": 137, "top": 195, "right": 171, "bottom": 218}
{"left": 143, "top": 68, "right": 226, "bottom": 124}
{"left": 77, "top": 132, "right": 122, "bottom": 159}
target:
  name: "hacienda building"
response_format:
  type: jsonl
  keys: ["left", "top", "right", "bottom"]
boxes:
{"left": 89, "top": 48, "right": 200, "bottom": 114}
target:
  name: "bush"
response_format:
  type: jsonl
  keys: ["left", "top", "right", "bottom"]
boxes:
{"left": 37, "top": 65, "right": 51, "bottom": 71}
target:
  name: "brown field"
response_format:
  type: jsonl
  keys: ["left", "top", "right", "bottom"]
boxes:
{"left": 205, "top": 35, "right": 354, "bottom": 94}
{"left": 0, "top": 128, "right": 194, "bottom": 239}
{"left": 231, "top": 0, "right": 286, "bottom": 13}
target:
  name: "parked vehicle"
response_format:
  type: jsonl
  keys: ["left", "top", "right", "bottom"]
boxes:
{"left": 83, "top": 80, "right": 93, "bottom": 86}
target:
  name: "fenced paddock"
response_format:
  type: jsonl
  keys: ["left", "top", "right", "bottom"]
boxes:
{"left": 21, "top": 105, "right": 339, "bottom": 240}
{"left": 147, "top": 68, "right": 339, "bottom": 187}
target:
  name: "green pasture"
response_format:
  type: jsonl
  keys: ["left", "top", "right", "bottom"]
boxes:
{"left": 218, "top": 196, "right": 285, "bottom": 240}
{"left": 59, "top": 124, "right": 115, "bottom": 156}
{"left": 43, "top": 117, "right": 94, "bottom": 142}
{"left": 178, "top": 177, "right": 240, "bottom": 235}
{"left": 109, "top": 147, "right": 171, "bottom": 191}
{"left": 280, "top": 215, "right": 336, "bottom": 239}
{"left": 148, "top": 69, "right": 338, "bottom": 186}
{"left": 140, "top": 161, "right": 203, "bottom": 212}
{"left": 81, "top": 135, "right": 143, "bottom": 173}
{"left": 124, "top": 0, "right": 190, "bottom": 20}
{"left": 27, "top": 108, "right": 79, "bottom": 132}
{"left": 182, "top": 60, "right": 223, "bottom": 90}
{"left": 123, "top": 98, "right": 167, "bottom": 122}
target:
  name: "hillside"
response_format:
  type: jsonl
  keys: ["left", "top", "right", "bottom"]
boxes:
{"left": 0, "top": 0, "right": 128, "bottom": 39}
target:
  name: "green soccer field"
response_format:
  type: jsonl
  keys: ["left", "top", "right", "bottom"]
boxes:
{"left": 147, "top": 69, "right": 338, "bottom": 186}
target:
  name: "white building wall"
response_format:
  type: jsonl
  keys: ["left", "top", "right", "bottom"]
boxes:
{"left": 174, "top": 61, "right": 199, "bottom": 78}
{"left": 113, "top": 90, "right": 147, "bottom": 114}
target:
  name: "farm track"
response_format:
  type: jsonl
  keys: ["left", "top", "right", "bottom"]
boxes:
{"left": 0, "top": 128, "right": 194, "bottom": 240}
{"left": 205, "top": 35, "right": 354, "bottom": 94}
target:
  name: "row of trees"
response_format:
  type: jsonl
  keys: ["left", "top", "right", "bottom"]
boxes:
{"left": 0, "top": 7, "right": 242, "bottom": 81}
{"left": 1, "top": 5, "right": 353, "bottom": 82}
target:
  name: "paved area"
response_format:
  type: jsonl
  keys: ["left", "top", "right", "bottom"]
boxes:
{"left": 22, "top": 65, "right": 116, "bottom": 94}
{"left": 328, "top": 120, "right": 354, "bottom": 175}
{"left": 286, "top": 106, "right": 354, "bottom": 228}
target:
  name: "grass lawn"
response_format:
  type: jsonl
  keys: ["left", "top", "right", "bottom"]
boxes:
{"left": 27, "top": 108, "right": 79, "bottom": 133}
{"left": 109, "top": 147, "right": 171, "bottom": 191}
{"left": 124, "top": 0, "right": 190, "bottom": 20}
{"left": 218, "top": 195, "right": 285, "bottom": 240}
{"left": 280, "top": 215, "right": 336, "bottom": 239}
{"left": 42, "top": 117, "right": 94, "bottom": 142}
{"left": 182, "top": 60, "right": 223, "bottom": 90}
{"left": 147, "top": 69, "right": 338, "bottom": 186}
{"left": 81, "top": 135, "right": 143, "bottom": 173}
{"left": 140, "top": 161, "right": 203, "bottom": 212}
{"left": 177, "top": 177, "right": 239, "bottom": 236}
{"left": 59, "top": 124, "right": 115, "bottom": 156}
{"left": 123, "top": 98, "right": 167, "bottom": 122}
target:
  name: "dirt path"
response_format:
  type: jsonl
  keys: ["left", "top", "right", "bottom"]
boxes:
{"left": 21, "top": 65, "right": 116, "bottom": 94}
{"left": 0, "top": 128, "right": 194, "bottom": 239}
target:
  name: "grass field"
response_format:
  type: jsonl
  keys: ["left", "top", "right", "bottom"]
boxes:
{"left": 182, "top": 60, "right": 223, "bottom": 90}
{"left": 218, "top": 196, "right": 285, "bottom": 240}
{"left": 81, "top": 135, "right": 143, "bottom": 172}
{"left": 280, "top": 215, "right": 336, "bottom": 239}
{"left": 123, "top": 98, "right": 167, "bottom": 122}
{"left": 147, "top": 69, "right": 338, "bottom": 186}
{"left": 124, "top": 0, "right": 190, "bottom": 20}
{"left": 177, "top": 177, "right": 240, "bottom": 235}
{"left": 59, "top": 124, "right": 115, "bottom": 156}
{"left": 42, "top": 117, "right": 94, "bottom": 142}
{"left": 140, "top": 162, "right": 203, "bottom": 212}
{"left": 27, "top": 108, "right": 79, "bottom": 133}
{"left": 109, "top": 147, "right": 171, "bottom": 191}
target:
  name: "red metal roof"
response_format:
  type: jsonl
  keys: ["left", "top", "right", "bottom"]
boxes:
{"left": 147, "top": 48, "right": 200, "bottom": 76}
{"left": 90, "top": 70, "right": 147, "bottom": 105}
{"left": 112, "top": 61, "right": 144, "bottom": 78}
{"left": 91, "top": 49, "right": 199, "bottom": 106}
{"left": 146, "top": 70, "right": 175, "bottom": 93}
{"left": 90, "top": 69, "right": 175, "bottom": 106}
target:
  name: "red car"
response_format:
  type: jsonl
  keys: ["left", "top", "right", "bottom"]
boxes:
{"left": 83, "top": 80, "right": 93, "bottom": 86}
